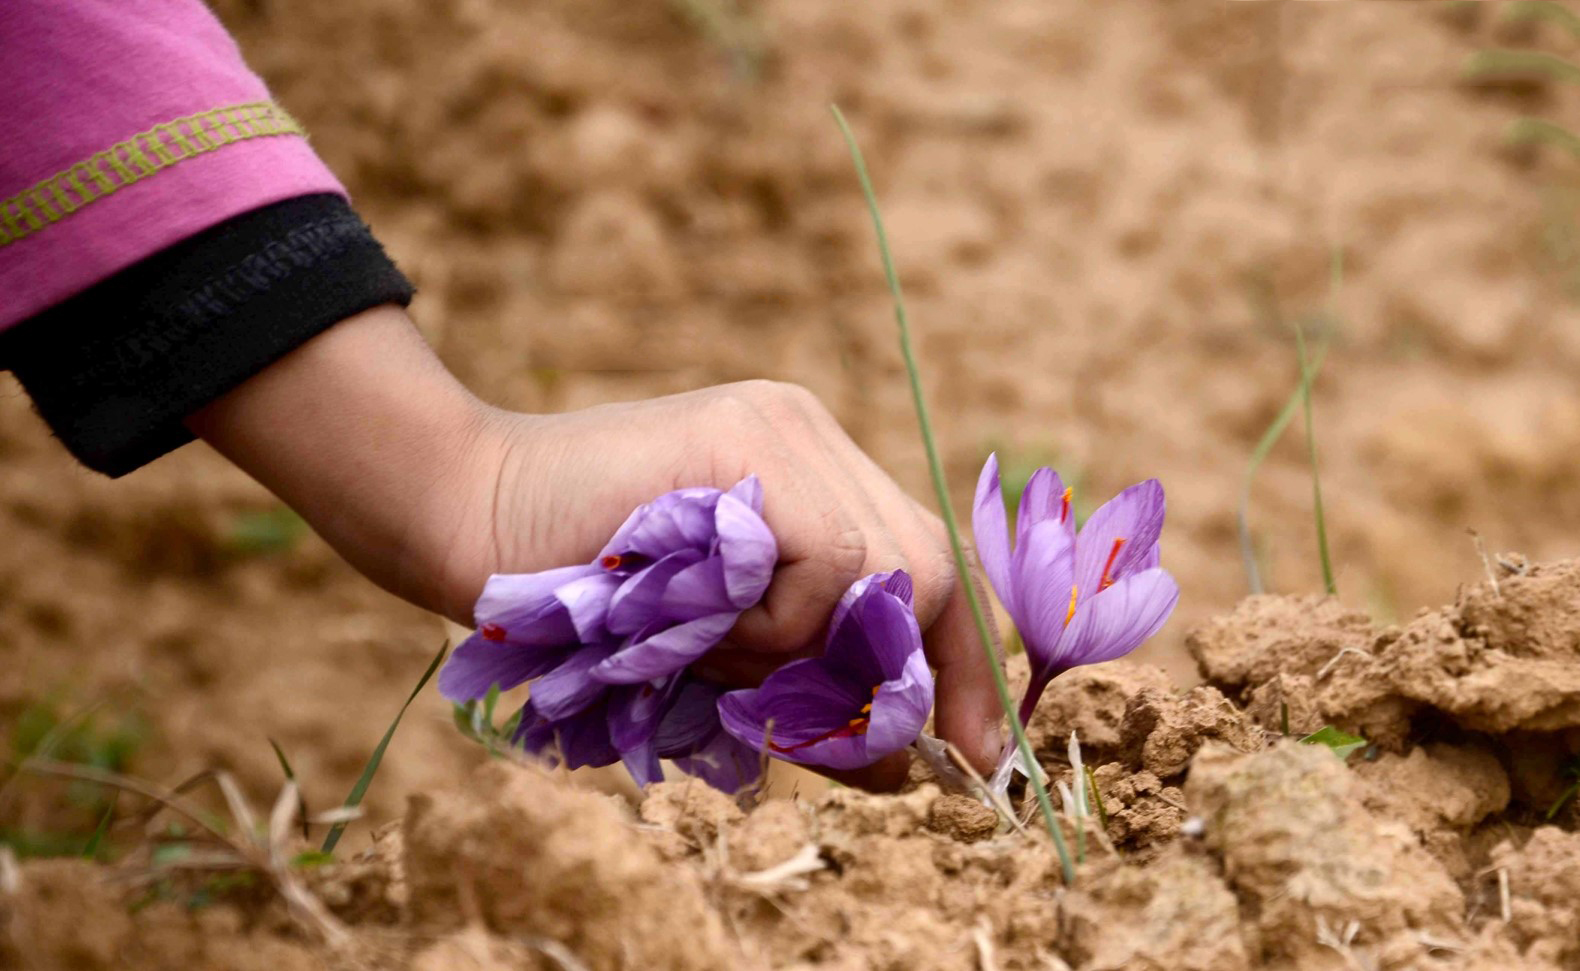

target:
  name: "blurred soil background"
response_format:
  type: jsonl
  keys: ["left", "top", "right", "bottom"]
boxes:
{"left": 6, "top": 0, "right": 1580, "bottom": 847}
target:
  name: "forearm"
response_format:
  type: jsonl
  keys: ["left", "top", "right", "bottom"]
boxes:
{"left": 185, "top": 304, "right": 498, "bottom": 621}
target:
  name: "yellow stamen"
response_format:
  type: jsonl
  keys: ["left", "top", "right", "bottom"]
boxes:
{"left": 1065, "top": 584, "right": 1079, "bottom": 626}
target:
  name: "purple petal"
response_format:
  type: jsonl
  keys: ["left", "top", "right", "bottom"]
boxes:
{"left": 653, "top": 679, "right": 728, "bottom": 757}
{"left": 553, "top": 572, "right": 622, "bottom": 642}
{"left": 1051, "top": 567, "right": 1179, "bottom": 671}
{"left": 473, "top": 566, "right": 601, "bottom": 646}
{"left": 601, "top": 489, "right": 720, "bottom": 561}
{"left": 972, "top": 455, "right": 1018, "bottom": 619}
{"left": 675, "top": 730, "right": 762, "bottom": 793}
{"left": 725, "top": 475, "right": 765, "bottom": 516}
{"left": 825, "top": 574, "right": 923, "bottom": 687}
{"left": 862, "top": 650, "right": 934, "bottom": 757}
{"left": 553, "top": 697, "right": 622, "bottom": 770}
{"left": 1017, "top": 466, "right": 1073, "bottom": 545}
{"left": 1073, "top": 480, "right": 1165, "bottom": 597}
{"left": 438, "top": 634, "right": 569, "bottom": 702}
{"left": 719, "top": 659, "right": 866, "bottom": 745}
{"left": 530, "top": 645, "right": 615, "bottom": 720}
{"left": 1007, "top": 518, "right": 1077, "bottom": 667}
{"left": 513, "top": 697, "right": 620, "bottom": 770}
{"left": 511, "top": 701, "right": 557, "bottom": 754}
{"left": 714, "top": 491, "right": 777, "bottom": 609}
{"left": 620, "top": 738, "right": 664, "bottom": 787}
{"left": 662, "top": 557, "right": 736, "bottom": 620}
{"left": 607, "top": 550, "right": 705, "bottom": 635}
{"left": 607, "top": 676, "right": 682, "bottom": 751}
{"left": 591, "top": 611, "right": 737, "bottom": 684}
{"left": 827, "top": 570, "right": 912, "bottom": 636}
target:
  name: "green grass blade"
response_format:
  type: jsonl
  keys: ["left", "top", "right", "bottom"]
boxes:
{"left": 1237, "top": 342, "right": 1330, "bottom": 594}
{"left": 1502, "top": 0, "right": 1580, "bottom": 39}
{"left": 830, "top": 104, "right": 1075, "bottom": 884}
{"left": 1507, "top": 117, "right": 1580, "bottom": 160}
{"left": 1295, "top": 319, "right": 1336, "bottom": 596}
{"left": 81, "top": 798, "right": 116, "bottom": 860}
{"left": 268, "top": 737, "right": 312, "bottom": 842}
{"left": 1464, "top": 49, "right": 1580, "bottom": 87}
{"left": 321, "top": 642, "right": 447, "bottom": 853}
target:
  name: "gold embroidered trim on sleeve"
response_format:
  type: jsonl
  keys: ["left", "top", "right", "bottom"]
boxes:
{"left": 0, "top": 101, "right": 309, "bottom": 249}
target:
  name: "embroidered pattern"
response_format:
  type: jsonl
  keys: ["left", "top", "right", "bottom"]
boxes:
{"left": 0, "top": 101, "right": 308, "bottom": 249}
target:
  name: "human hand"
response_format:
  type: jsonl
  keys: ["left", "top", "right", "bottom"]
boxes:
{"left": 189, "top": 306, "right": 1005, "bottom": 783}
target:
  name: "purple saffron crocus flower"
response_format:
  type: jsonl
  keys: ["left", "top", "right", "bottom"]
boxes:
{"left": 437, "top": 564, "right": 618, "bottom": 702}
{"left": 591, "top": 476, "right": 777, "bottom": 684}
{"left": 973, "top": 454, "right": 1180, "bottom": 721}
{"left": 717, "top": 571, "right": 934, "bottom": 772}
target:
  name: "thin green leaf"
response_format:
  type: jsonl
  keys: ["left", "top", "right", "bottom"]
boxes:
{"left": 1299, "top": 726, "right": 1367, "bottom": 761}
{"left": 1464, "top": 49, "right": 1580, "bottom": 87}
{"left": 1295, "top": 317, "right": 1336, "bottom": 596}
{"left": 1501, "top": 1, "right": 1580, "bottom": 40}
{"left": 321, "top": 641, "right": 447, "bottom": 853}
{"left": 830, "top": 104, "right": 1074, "bottom": 884}
{"left": 290, "top": 849, "right": 335, "bottom": 868}
{"left": 1084, "top": 765, "right": 1108, "bottom": 834}
{"left": 268, "top": 737, "right": 311, "bottom": 841}
{"left": 482, "top": 683, "right": 501, "bottom": 727}
{"left": 1237, "top": 342, "right": 1330, "bottom": 594}
{"left": 82, "top": 798, "right": 116, "bottom": 860}
{"left": 1508, "top": 117, "right": 1580, "bottom": 160}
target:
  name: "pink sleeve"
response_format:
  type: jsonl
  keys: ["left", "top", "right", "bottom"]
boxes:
{"left": 0, "top": 0, "right": 347, "bottom": 331}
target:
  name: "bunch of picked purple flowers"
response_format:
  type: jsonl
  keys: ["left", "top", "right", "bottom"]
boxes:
{"left": 440, "top": 460, "right": 1177, "bottom": 795}
{"left": 438, "top": 477, "right": 935, "bottom": 793}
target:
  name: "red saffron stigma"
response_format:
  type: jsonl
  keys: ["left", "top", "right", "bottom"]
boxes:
{"left": 1059, "top": 487, "right": 1073, "bottom": 524}
{"left": 481, "top": 623, "right": 507, "bottom": 642}
{"left": 1099, "top": 537, "right": 1127, "bottom": 590}
{"left": 601, "top": 554, "right": 623, "bottom": 571}
{"left": 767, "top": 685, "right": 881, "bottom": 754}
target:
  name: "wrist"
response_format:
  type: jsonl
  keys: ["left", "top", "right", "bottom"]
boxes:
{"left": 188, "top": 304, "right": 497, "bottom": 621}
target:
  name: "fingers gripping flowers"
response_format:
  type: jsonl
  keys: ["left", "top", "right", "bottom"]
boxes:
{"left": 438, "top": 460, "right": 1177, "bottom": 796}
{"left": 716, "top": 572, "right": 933, "bottom": 771}
{"left": 439, "top": 477, "right": 779, "bottom": 791}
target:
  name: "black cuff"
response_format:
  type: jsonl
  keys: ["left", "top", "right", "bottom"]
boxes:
{"left": 0, "top": 194, "right": 415, "bottom": 477}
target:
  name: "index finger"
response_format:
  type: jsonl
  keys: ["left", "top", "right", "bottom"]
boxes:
{"left": 923, "top": 557, "right": 1005, "bottom": 775}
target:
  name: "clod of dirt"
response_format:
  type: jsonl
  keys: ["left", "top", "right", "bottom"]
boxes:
{"left": 638, "top": 778, "right": 746, "bottom": 860}
{"left": 925, "top": 793, "right": 999, "bottom": 843}
{"left": 1060, "top": 848, "right": 1249, "bottom": 971}
{"left": 408, "top": 926, "right": 545, "bottom": 971}
{"left": 1490, "top": 827, "right": 1580, "bottom": 968}
{"left": 1089, "top": 764, "right": 1188, "bottom": 854}
{"left": 309, "top": 820, "right": 406, "bottom": 924}
{"left": 1354, "top": 741, "right": 1510, "bottom": 878}
{"left": 1188, "top": 593, "right": 1377, "bottom": 693}
{"left": 1023, "top": 659, "right": 1177, "bottom": 765}
{"left": 1186, "top": 741, "right": 1463, "bottom": 967}
{"left": 403, "top": 761, "right": 739, "bottom": 971}
{"left": 0, "top": 859, "right": 133, "bottom": 971}
{"left": 1117, "top": 685, "right": 1263, "bottom": 779}
{"left": 731, "top": 798, "right": 813, "bottom": 872}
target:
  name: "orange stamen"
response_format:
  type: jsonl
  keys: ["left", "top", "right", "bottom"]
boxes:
{"left": 1065, "top": 585, "right": 1079, "bottom": 626}
{"left": 1059, "top": 487, "right": 1073, "bottom": 524}
{"left": 1099, "top": 537, "right": 1127, "bottom": 590}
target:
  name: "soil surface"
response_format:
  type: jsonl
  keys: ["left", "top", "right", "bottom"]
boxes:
{"left": 9, "top": 558, "right": 1580, "bottom": 970}
{"left": 6, "top": 1, "right": 1580, "bottom": 968}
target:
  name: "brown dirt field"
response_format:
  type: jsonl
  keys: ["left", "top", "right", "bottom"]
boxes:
{"left": 7, "top": 0, "right": 1580, "bottom": 967}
